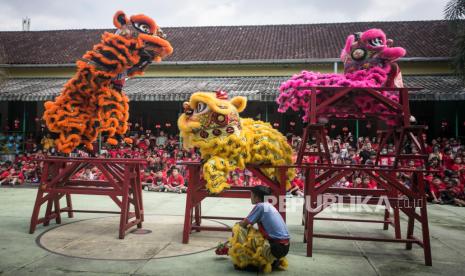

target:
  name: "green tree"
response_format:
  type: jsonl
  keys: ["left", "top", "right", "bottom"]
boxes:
{"left": 444, "top": 0, "right": 465, "bottom": 82}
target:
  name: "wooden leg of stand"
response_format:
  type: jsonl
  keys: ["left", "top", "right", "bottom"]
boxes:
{"left": 405, "top": 207, "right": 415, "bottom": 250}
{"left": 119, "top": 182, "right": 130, "bottom": 239}
{"left": 133, "top": 187, "right": 143, "bottom": 229}
{"left": 29, "top": 189, "right": 44, "bottom": 234}
{"left": 138, "top": 182, "right": 144, "bottom": 222}
{"left": 420, "top": 199, "right": 432, "bottom": 266}
{"left": 383, "top": 207, "right": 390, "bottom": 230}
{"left": 66, "top": 193, "right": 74, "bottom": 218}
{"left": 302, "top": 203, "right": 306, "bottom": 226}
{"left": 306, "top": 210, "right": 314, "bottom": 257}
{"left": 194, "top": 203, "right": 201, "bottom": 231}
{"left": 182, "top": 197, "right": 193, "bottom": 244}
{"left": 393, "top": 207, "right": 401, "bottom": 239}
{"left": 305, "top": 168, "right": 316, "bottom": 255}
{"left": 54, "top": 194, "right": 62, "bottom": 224}
{"left": 43, "top": 195, "right": 54, "bottom": 226}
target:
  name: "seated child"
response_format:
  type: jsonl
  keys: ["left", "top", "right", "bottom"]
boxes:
{"left": 451, "top": 156, "right": 464, "bottom": 175}
{"left": 430, "top": 176, "right": 446, "bottom": 203}
{"left": 165, "top": 168, "right": 187, "bottom": 193}
{"left": 352, "top": 177, "right": 362, "bottom": 188}
{"left": 288, "top": 172, "right": 304, "bottom": 197}
{"left": 0, "top": 167, "right": 24, "bottom": 186}
{"left": 334, "top": 176, "right": 352, "bottom": 188}
{"left": 141, "top": 170, "right": 154, "bottom": 190}
{"left": 362, "top": 176, "right": 377, "bottom": 189}
{"left": 150, "top": 170, "right": 167, "bottom": 192}
{"left": 248, "top": 176, "right": 262, "bottom": 187}
{"left": 229, "top": 186, "right": 289, "bottom": 272}
{"left": 439, "top": 177, "right": 456, "bottom": 205}
{"left": 448, "top": 177, "right": 465, "bottom": 207}
{"left": 78, "top": 168, "right": 96, "bottom": 180}
{"left": 21, "top": 161, "right": 38, "bottom": 183}
{"left": 228, "top": 173, "right": 244, "bottom": 187}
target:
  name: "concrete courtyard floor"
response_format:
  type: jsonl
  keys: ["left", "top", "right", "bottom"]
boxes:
{"left": 1, "top": 186, "right": 465, "bottom": 275}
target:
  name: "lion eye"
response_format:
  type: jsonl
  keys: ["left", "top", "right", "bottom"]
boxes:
{"left": 134, "top": 22, "right": 151, "bottom": 34}
{"left": 195, "top": 102, "right": 208, "bottom": 114}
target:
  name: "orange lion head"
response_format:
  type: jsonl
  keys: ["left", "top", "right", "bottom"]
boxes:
{"left": 112, "top": 10, "right": 173, "bottom": 75}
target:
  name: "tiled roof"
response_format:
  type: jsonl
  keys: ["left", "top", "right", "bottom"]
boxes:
{"left": 0, "top": 20, "right": 454, "bottom": 65}
{"left": 0, "top": 75, "right": 463, "bottom": 101}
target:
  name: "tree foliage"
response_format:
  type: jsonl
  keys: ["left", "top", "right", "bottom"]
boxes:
{"left": 444, "top": 0, "right": 465, "bottom": 82}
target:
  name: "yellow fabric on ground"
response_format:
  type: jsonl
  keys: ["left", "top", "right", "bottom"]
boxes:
{"left": 228, "top": 223, "right": 288, "bottom": 273}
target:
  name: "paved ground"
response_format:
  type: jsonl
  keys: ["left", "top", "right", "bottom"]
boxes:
{"left": 0, "top": 186, "right": 465, "bottom": 275}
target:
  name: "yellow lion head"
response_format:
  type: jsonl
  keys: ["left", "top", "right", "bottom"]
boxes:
{"left": 177, "top": 91, "right": 247, "bottom": 150}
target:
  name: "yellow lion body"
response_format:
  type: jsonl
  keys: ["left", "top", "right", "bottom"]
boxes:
{"left": 228, "top": 224, "right": 288, "bottom": 273}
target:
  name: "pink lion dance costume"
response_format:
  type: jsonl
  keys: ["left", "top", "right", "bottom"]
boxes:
{"left": 276, "top": 29, "right": 406, "bottom": 125}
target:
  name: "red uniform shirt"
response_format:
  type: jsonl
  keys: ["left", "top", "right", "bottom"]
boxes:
{"left": 140, "top": 173, "right": 153, "bottom": 183}
{"left": 249, "top": 178, "right": 262, "bottom": 187}
{"left": 451, "top": 164, "right": 464, "bottom": 174}
{"left": 444, "top": 155, "right": 454, "bottom": 170}
{"left": 153, "top": 176, "right": 167, "bottom": 186}
{"left": 137, "top": 141, "right": 149, "bottom": 151}
{"left": 167, "top": 174, "right": 184, "bottom": 187}
{"left": 291, "top": 178, "right": 304, "bottom": 190}
{"left": 228, "top": 177, "right": 244, "bottom": 187}
{"left": 0, "top": 170, "right": 10, "bottom": 179}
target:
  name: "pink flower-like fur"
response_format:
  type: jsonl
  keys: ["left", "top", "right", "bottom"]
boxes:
{"left": 276, "top": 29, "right": 406, "bottom": 126}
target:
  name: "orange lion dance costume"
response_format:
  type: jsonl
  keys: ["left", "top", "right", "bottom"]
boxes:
{"left": 43, "top": 11, "right": 173, "bottom": 153}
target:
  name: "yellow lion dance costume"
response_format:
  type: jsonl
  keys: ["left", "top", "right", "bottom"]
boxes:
{"left": 43, "top": 11, "right": 173, "bottom": 153}
{"left": 177, "top": 91, "right": 295, "bottom": 194}
{"left": 228, "top": 224, "right": 289, "bottom": 273}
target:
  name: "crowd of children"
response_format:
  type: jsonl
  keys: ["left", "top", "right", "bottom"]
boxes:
{"left": 286, "top": 133, "right": 465, "bottom": 206}
{"left": 1, "top": 129, "right": 464, "bottom": 206}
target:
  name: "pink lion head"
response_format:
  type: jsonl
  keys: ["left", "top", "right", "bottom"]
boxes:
{"left": 360, "top": 29, "right": 387, "bottom": 51}
{"left": 341, "top": 29, "right": 406, "bottom": 74}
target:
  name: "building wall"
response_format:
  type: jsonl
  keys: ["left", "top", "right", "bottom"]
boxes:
{"left": 5, "top": 60, "right": 453, "bottom": 78}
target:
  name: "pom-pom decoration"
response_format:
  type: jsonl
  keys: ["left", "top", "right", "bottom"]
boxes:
{"left": 43, "top": 10, "right": 173, "bottom": 153}
{"left": 215, "top": 241, "right": 230, "bottom": 255}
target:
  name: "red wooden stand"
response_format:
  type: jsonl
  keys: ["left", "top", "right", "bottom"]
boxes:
{"left": 376, "top": 125, "right": 428, "bottom": 167}
{"left": 302, "top": 164, "right": 432, "bottom": 266}
{"left": 29, "top": 157, "right": 146, "bottom": 239}
{"left": 293, "top": 86, "right": 432, "bottom": 265}
{"left": 179, "top": 161, "right": 289, "bottom": 244}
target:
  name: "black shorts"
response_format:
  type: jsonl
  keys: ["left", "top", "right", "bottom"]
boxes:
{"left": 269, "top": 240, "right": 290, "bottom": 259}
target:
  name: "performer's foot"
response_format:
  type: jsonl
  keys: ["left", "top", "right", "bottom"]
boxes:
{"left": 272, "top": 260, "right": 279, "bottom": 270}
